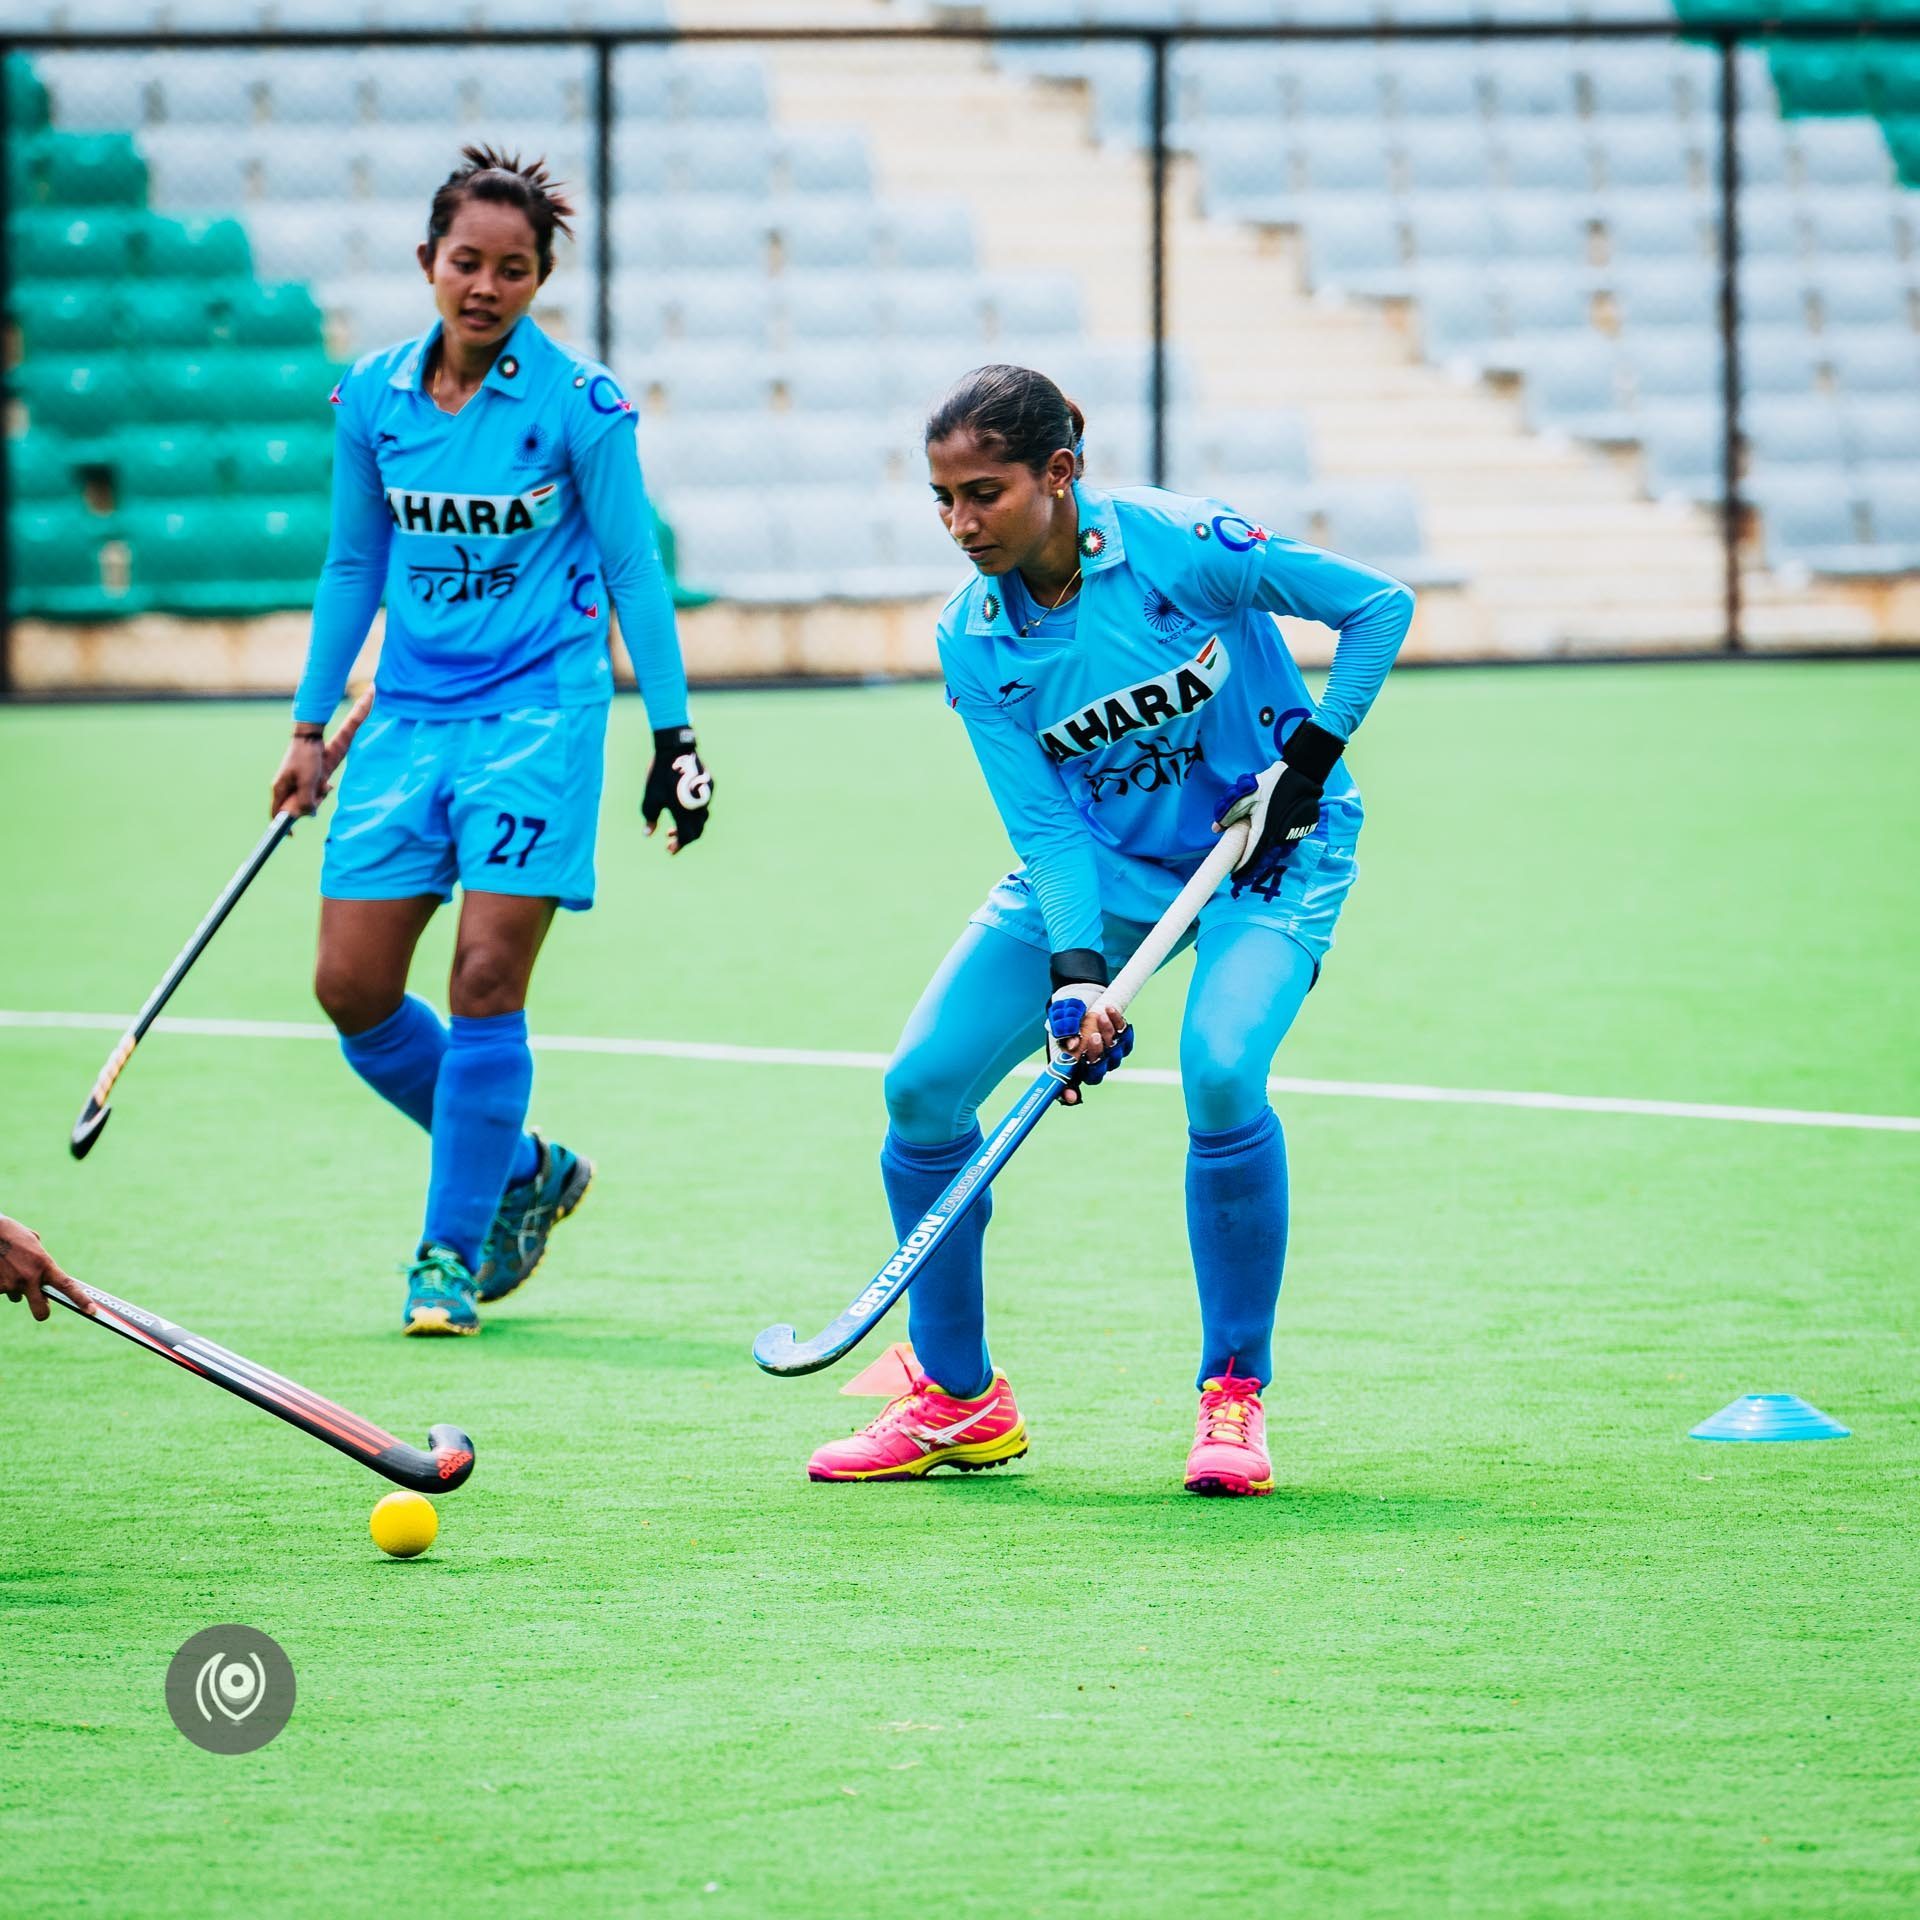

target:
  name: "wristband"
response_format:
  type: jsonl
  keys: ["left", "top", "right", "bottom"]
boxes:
{"left": 292, "top": 726, "right": 323, "bottom": 742}
{"left": 1049, "top": 948, "right": 1109, "bottom": 993}
{"left": 1280, "top": 718, "right": 1346, "bottom": 784}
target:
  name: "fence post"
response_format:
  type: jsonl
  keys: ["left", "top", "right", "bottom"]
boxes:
{"left": 1, "top": 41, "right": 13, "bottom": 697}
{"left": 593, "top": 36, "right": 614, "bottom": 369}
{"left": 1148, "top": 32, "right": 1169, "bottom": 488}
{"left": 1717, "top": 33, "right": 1742, "bottom": 653}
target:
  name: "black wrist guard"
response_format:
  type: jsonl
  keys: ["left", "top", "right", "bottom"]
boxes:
{"left": 1282, "top": 718, "right": 1346, "bottom": 784}
{"left": 1049, "top": 948, "right": 1109, "bottom": 992}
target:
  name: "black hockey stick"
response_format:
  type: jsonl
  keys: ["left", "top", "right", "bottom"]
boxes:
{"left": 51, "top": 1281, "right": 475, "bottom": 1493}
{"left": 70, "top": 687, "right": 375, "bottom": 1159}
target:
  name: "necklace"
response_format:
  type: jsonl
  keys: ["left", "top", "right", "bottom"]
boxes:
{"left": 1016, "top": 565, "right": 1082, "bottom": 638}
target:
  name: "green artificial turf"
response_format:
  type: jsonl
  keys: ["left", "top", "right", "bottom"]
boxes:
{"left": 1, "top": 663, "right": 1916, "bottom": 1918}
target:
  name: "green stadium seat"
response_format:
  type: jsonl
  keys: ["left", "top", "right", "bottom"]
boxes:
{"left": 243, "top": 354, "right": 344, "bottom": 426}
{"left": 9, "top": 210, "right": 138, "bottom": 280}
{"left": 237, "top": 499, "right": 331, "bottom": 578}
{"left": 1770, "top": 0, "right": 1861, "bottom": 19}
{"left": 13, "top": 357, "right": 125, "bottom": 439}
{"left": 135, "top": 282, "right": 221, "bottom": 351}
{"left": 136, "top": 215, "right": 251, "bottom": 281}
{"left": 31, "top": 133, "right": 149, "bottom": 209}
{"left": 8, "top": 56, "right": 50, "bottom": 137}
{"left": 124, "top": 500, "right": 325, "bottom": 615}
{"left": 1771, "top": 43, "right": 1875, "bottom": 116}
{"left": 1869, "top": 0, "right": 1920, "bottom": 19}
{"left": 112, "top": 431, "right": 224, "bottom": 502}
{"left": 1884, "top": 115, "right": 1920, "bottom": 183}
{"left": 23, "top": 282, "right": 125, "bottom": 355}
{"left": 10, "top": 505, "right": 125, "bottom": 619}
{"left": 1868, "top": 46, "right": 1920, "bottom": 115}
{"left": 138, "top": 355, "right": 223, "bottom": 426}
{"left": 220, "top": 283, "right": 326, "bottom": 350}
{"left": 12, "top": 434, "right": 82, "bottom": 502}
{"left": 223, "top": 428, "right": 332, "bottom": 496}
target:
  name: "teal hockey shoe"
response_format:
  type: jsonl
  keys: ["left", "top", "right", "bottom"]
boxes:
{"left": 402, "top": 1243, "right": 481, "bottom": 1337}
{"left": 475, "top": 1132, "right": 594, "bottom": 1303}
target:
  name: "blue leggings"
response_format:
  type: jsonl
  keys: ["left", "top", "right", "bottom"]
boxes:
{"left": 881, "top": 916, "right": 1316, "bottom": 1393}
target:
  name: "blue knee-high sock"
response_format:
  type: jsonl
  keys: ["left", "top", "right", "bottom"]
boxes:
{"left": 881, "top": 1126, "right": 994, "bottom": 1399}
{"left": 340, "top": 996, "right": 538, "bottom": 1183}
{"left": 423, "top": 1011, "right": 536, "bottom": 1269}
{"left": 339, "top": 994, "right": 448, "bottom": 1131}
{"left": 1186, "top": 1106, "right": 1288, "bottom": 1389}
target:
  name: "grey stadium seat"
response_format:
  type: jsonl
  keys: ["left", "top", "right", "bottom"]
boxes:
{"left": 1282, "top": 50, "right": 1386, "bottom": 122}
{"left": 885, "top": 276, "right": 992, "bottom": 347}
{"left": 883, "top": 205, "right": 976, "bottom": 272}
{"left": 1740, "top": 329, "right": 1821, "bottom": 397}
{"left": 1815, "top": 265, "right": 1912, "bottom": 331}
{"left": 1803, "top": 198, "right": 1906, "bottom": 261}
{"left": 782, "top": 279, "right": 884, "bottom": 345}
{"left": 147, "top": 54, "right": 268, "bottom": 124}
{"left": 1791, "top": 119, "right": 1895, "bottom": 191}
{"left": 38, "top": 53, "right": 154, "bottom": 130}
{"left": 779, "top": 128, "right": 873, "bottom": 199}
{"left": 1826, "top": 330, "right": 1920, "bottom": 396}
{"left": 1482, "top": 48, "right": 1581, "bottom": 119}
{"left": 1518, "top": 338, "right": 1634, "bottom": 440}
{"left": 1752, "top": 476, "right": 1885, "bottom": 575}
{"left": 1628, "top": 332, "right": 1723, "bottom": 402}
{"left": 1864, "top": 476, "right": 1920, "bottom": 567}
{"left": 1597, "top": 120, "right": 1697, "bottom": 192}
{"left": 614, "top": 53, "right": 671, "bottom": 123}
{"left": 676, "top": 129, "right": 776, "bottom": 199}
{"left": 1613, "top": 263, "right": 1718, "bottom": 331}
{"left": 1296, "top": 124, "right": 1395, "bottom": 196}
{"left": 777, "top": 205, "right": 876, "bottom": 274}
{"left": 1500, "top": 124, "right": 1598, "bottom": 194}
{"left": 1387, "top": 52, "right": 1482, "bottom": 122}
{"left": 1304, "top": 205, "right": 1409, "bottom": 298}
{"left": 1581, "top": 46, "right": 1686, "bottom": 121}
{"left": 670, "top": 280, "right": 774, "bottom": 348}
{"left": 1640, "top": 406, "right": 1724, "bottom": 500}
{"left": 983, "top": 271, "right": 1083, "bottom": 340}
{"left": 671, "top": 56, "right": 770, "bottom": 125}
{"left": 1745, "top": 396, "right": 1849, "bottom": 467}
{"left": 1201, "top": 130, "right": 1295, "bottom": 227}
{"left": 1401, "top": 125, "right": 1497, "bottom": 195}
{"left": 1738, "top": 260, "right": 1812, "bottom": 329}
{"left": 1605, "top": 195, "right": 1714, "bottom": 261}
{"left": 1841, "top": 397, "right": 1920, "bottom": 464}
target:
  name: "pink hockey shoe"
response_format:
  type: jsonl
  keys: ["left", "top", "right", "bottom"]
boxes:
{"left": 807, "top": 1363, "right": 1027, "bottom": 1482}
{"left": 1184, "top": 1366, "right": 1273, "bottom": 1496}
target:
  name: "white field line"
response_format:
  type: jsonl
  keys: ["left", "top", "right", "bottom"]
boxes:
{"left": 1, "top": 1009, "right": 1916, "bottom": 1136}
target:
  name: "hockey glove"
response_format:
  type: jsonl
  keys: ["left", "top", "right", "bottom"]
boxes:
{"left": 642, "top": 727, "right": 713, "bottom": 853}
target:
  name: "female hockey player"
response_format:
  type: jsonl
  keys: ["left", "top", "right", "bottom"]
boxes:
{"left": 270, "top": 149, "right": 712, "bottom": 1335}
{"left": 807, "top": 364, "right": 1412, "bottom": 1494}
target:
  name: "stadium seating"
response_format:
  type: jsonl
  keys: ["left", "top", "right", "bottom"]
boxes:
{"left": 997, "top": 16, "right": 1920, "bottom": 578}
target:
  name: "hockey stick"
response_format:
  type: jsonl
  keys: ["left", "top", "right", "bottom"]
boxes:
{"left": 753, "top": 816, "right": 1254, "bottom": 1377}
{"left": 69, "top": 687, "right": 375, "bottom": 1160}
{"left": 49, "top": 1280, "right": 475, "bottom": 1492}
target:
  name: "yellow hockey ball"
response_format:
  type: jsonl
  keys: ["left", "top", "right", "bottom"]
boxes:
{"left": 369, "top": 1491, "right": 439, "bottom": 1559}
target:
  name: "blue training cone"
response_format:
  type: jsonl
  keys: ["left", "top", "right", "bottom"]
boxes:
{"left": 1689, "top": 1393, "right": 1851, "bottom": 1442}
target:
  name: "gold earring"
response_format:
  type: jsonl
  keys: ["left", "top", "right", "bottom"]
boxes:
{"left": 1054, "top": 487, "right": 1064, "bottom": 498}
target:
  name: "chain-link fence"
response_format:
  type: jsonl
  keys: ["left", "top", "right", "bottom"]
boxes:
{"left": 6, "top": 18, "right": 1919, "bottom": 692}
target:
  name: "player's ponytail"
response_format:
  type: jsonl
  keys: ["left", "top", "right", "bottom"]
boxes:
{"left": 927, "top": 365, "right": 1087, "bottom": 480}
{"left": 425, "top": 145, "right": 576, "bottom": 278}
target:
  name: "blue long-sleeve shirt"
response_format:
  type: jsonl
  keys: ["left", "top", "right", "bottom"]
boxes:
{"left": 293, "top": 313, "right": 687, "bottom": 729}
{"left": 937, "top": 482, "right": 1414, "bottom": 947}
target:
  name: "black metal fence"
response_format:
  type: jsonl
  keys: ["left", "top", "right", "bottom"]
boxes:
{"left": 6, "top": 18, "right": 1919, "bottom": 691}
